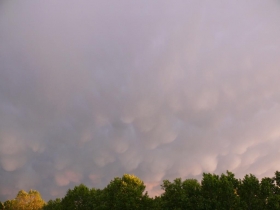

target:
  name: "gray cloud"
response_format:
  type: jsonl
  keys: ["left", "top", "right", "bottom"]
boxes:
{"left": 1, "top": 0, "right": 280, "bottom": 201}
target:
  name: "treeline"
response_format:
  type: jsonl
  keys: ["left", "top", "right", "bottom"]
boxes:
{"left": 2, "top": 171, "right": 280, "bottom": 209}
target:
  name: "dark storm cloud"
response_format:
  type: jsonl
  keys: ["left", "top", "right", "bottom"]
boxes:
{"left": 1, "top": 0, "right": 280, "bottom": 201}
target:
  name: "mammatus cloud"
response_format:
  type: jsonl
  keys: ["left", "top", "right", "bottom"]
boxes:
{"left": 1, "top": 0, "right": 280, "bottom": 201}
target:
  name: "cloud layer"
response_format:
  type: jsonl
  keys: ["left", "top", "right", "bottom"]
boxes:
{"left": 1, "top": 0, "right": 280, "bottom": 201}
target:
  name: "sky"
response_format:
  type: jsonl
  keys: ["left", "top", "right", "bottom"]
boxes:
{"left": 1, "top": 0, "right": 280, "bottom": 201}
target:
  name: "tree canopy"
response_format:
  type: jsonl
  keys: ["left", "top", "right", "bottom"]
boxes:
{"left": 2, "top": 171, "right": 280, "bottom": 209}
{"left": 2, "top": 189, "right": 45, "bottom": 210}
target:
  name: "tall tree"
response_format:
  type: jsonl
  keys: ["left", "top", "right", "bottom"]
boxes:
{"left": 238, "top": 174, "right": 261, "bottom": 210}
{"left": 182, "top": 179, "right": 203, "bottom": 209}
{"left": 60, "top": 184, "right": 93, "bottom": 210}
{"left": 160, "top": 178, "right": 185, "bottom": 210}
{"left": 274, "top": 171, "right": 280, "bottom": 194}
{"left": 264, "top": 172, "right": 280, "bottom": 210}
{"left": 217, "top": 171, "right": 240, "bottom": 209}
{"left": 201, "top": 173, "right": 221, "bottom": 210}
{"left": 201, "top": 171, "right": 240, "bottom": 210}
{"left": 161, "top": 178, "right": 202, "bottom": 210}
{"left": 102, "top": 174, "right": 148, "bottom": 210}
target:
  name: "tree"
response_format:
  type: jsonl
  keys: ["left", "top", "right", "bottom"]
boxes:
{"left": 201, "top": 173, "right": 221, "bottom": 209}
{"left": 259, "top": 177, "right": 275, "bottom": 209}
{"left": 273, "top": 171, "right": 280, "bottom": 195}
{"left": 0, "top": 202, "right": 4, "bottom": 210}
{"left": 102, "top": 174, "right": 148, "bottom": 210}
{"left": 2, "top": 190, "right": 45, "bottom": 210}
{"left": 161, "top": 178, "right": 202, "bottom": 210}
{"left": 16, "top": 190, "right": 29, "bottom": 209}
{"left": 266, "top": 194, "right": 280, "bottom": 210}
{"left": 201, "top": 171, "right": 240, "bottom": 210}
{"left": 238, "top": 174, "right": 262, "bottom": 210}
{"left": 160, "top": 178, "right": 185, "bottom": 210}
{"left": 152, "top": 196, "right": 162, "bottom": 210}
{"left": 60, "top": 184, "right": 93, "bottom": 210}
{"left": 43, "top": 198, "right": 62, "bottom": 210}
{"left": 182, "top": 179, "right": 203, "bottom": 210}
{"left": 217, "top": 171, "right": 240, "bottom": 209}
{"left": 263, "top": 173, "right": 280, "bottom": 210}
{"left": 3, "top": 199, "right": 17, "bottom": 210}
{"left": 26, "top": 190, "right": 46, "bottom": 210}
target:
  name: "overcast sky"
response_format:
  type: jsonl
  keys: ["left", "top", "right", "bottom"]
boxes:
{"left": 1, "top": 0, "right": 280, "bottom": 201}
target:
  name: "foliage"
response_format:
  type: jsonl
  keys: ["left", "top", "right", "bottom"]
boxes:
{"left": 102, "top": 174, "right": 148, "bottom": 210}
{"left": 59, "top": 184, "right": 93, "bottom": 210}
{"left": 203, "top": 171, "right": 239, "bottom": 210}
{"left": 2, "top": 189, "right": 45, "bottom": 210}
{"left": 42, "top": 198, "right": 62, "bottom": 210}
{"left": 5, "top": 171, "right": 280, "bottom": 209}
{"left": 238, "top": 174, "right": 261, "bottom": 210}
{"left": 3, "top": 199, "right": 17, "bottom": 210}
{"left": 161, "top": 178, "right": 202, "bottom": 210}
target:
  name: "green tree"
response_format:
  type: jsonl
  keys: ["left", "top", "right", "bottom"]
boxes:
{"left": 160, "top": 178, "right": 202, "bottom": 210}
{"left": 60, "top": 184, "right": 93, "bottom": 210}
{"left": 201, "top": 171, "right": 240, "bottom": 210}
{"left": 182, "top": 179, "right": 203, "bottom": 210}
{"left": 264, "top": 172, "right": 280, "bottom": 210}
{"left": 160, "top": 178, "right": 185, "bottom": 210}
{"left": 152, "top": 196, "right": 162, "bottom": 210}
{"left": 201, "top": 173, "right": 221, "bottom": 210}
{"left": 217, "top": 171, "right": 240, "bottom": 209}
{"left": 266, "top": 194, "right": 280, "bottom": 210}
{"left": 259, "top": 177, "right": 275, "bottom": 209}
{"left": 43, "top": 198, "right": 62, "bottom": 210}
{"left": 102, "top": 174, "right": 148, "bottom": 210}
{"left": 89, "top": 188, "right": 105, "bottom": 209}
{"left": 238, "top": 174, "right": 261, "bottom": 210}
{"left": 273, "top": 171, "right": 280, "bottom": 195}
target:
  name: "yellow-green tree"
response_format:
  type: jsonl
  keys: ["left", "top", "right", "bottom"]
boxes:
{"left": 3, "top": 189, "right": 45, "bottom": 210}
